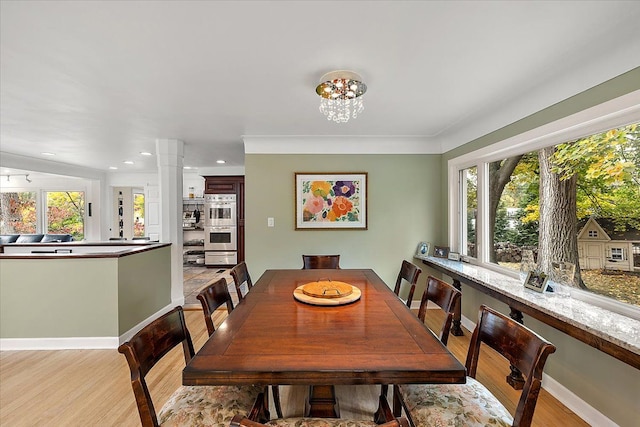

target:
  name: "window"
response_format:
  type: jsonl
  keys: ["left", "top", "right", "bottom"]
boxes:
{"left": 449, "top": 93, "right": 640, "bottom": 312}
{"left": 610, "top": 247, "right": 624, "bottom": 261}
{"left": 0, "top": 192, "right": 37, "bottom": 234}
{"left": 133, "top": 191, "right": 145, "bottom": 237}
{"left": 45, "top": 191, "right": 85, "bottom": 240}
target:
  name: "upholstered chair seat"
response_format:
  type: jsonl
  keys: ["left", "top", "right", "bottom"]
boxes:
{"left": 264, "top": 418, "right": 380, "bottom": 427}
{"left": 159, "top": 384, "right": 264, "bottom": 426}
{"left": 396, "top": 377, "right": 513, "bottom": 427}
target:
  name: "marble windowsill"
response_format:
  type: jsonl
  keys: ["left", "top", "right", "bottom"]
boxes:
{"left": 422, "top": 256, "right": 640, "bottom": 358}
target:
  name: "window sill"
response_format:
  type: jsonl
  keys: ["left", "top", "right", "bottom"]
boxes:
{"left": 421, "top": 256, "right": 640, "bottom": 370}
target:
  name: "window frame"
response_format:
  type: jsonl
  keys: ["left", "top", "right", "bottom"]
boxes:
{"left": 448, "top": 89, "right": 640, "bottom": 316}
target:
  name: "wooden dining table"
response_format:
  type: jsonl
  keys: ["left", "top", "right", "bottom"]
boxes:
{"left": 183, "top": 268, "right": 466, "bottom": 418}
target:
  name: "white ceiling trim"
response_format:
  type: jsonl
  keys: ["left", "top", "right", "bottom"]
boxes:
{"left": 243, "top": 136, "right": 442, "bottom": 155}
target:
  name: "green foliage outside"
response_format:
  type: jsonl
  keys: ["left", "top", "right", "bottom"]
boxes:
{"left": 46, "top": 192, "right": 84, "bottom": 240}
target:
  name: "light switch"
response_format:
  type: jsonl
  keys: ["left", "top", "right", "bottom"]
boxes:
{"left": 267, "top": 217, "right": 275, "bottom": 227}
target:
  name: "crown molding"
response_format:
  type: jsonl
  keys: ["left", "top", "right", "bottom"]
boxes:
{"left": 243, "top": 136, "right": 442, "bottom": 155}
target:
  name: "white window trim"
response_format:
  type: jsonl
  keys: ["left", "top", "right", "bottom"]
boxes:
{"left": 448, "top": 89, "right": 640, "bottom": 313}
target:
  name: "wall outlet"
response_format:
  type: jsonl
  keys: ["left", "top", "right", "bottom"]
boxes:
{"left": 267, "top": 217, "right": 275, "bottom": 227}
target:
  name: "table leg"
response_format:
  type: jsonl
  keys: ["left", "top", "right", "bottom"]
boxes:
{"left": 304, "top": 385, "right": 340, "bottom": 418}
{"left": 506, "top": 307, "right": 525, "bottom": 390}
{"left": 451, "top": 279, "right": 464, "bottom": 336}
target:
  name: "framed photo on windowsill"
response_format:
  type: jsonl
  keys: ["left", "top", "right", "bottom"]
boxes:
{"left": 414, "top": 242, "right": 431, "bottom": 259}
{"left": 433, "top": 246, "right": 449, "bottom": 258}
{"left": 523, "top": 270, "right": 549, "bottom": 293}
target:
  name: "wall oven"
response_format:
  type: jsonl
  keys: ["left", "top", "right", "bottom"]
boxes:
{"left": 204, "top": 194, "right": 236, "bottom": 226}
{"left": 204, "top": 225, "right": 237, "bottom": 251}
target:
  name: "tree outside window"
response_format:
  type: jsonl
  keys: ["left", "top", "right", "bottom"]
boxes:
{"left": 0, "top": 192, "right": 37, "bottom": 234}
{"left": 46, "top": 191, "right": 84, "bottom": 240}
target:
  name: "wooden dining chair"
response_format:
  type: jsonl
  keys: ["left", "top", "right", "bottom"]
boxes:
{"left": 393, "top": 260, "right": 422, "bottom": 307}
{"left": 230, "top": 395, "right": 410, "bottom": 426}
{"left": 416, "top": 275, "right": 462, "bottom": 346}
{"left": 118, "top": 306, "right": 267, "bottom": 427}
{"left": 196, "top": 279, "right": 283, "bottom": 419}
{"left": 196, "top": 277, "right": 235, "bottom": 336}
{"left": 230, "top": 261, "right": 254, "bottom": 302}
{"left": 393, "top": 305, "right": 556, "bottom": 427}
{"left": 302, "top": 254, "right": 341, "bottom": 269}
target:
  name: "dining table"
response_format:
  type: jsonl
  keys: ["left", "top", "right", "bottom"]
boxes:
{"left": 183, "top": 268, "right": 466, "bottom": 418}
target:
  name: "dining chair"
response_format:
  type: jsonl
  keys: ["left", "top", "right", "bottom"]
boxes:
{"left": 416, "top": 275, "right": 461, "bottom": 346}
{"left": 393, "top": 305, "right": 556, "bottom": 427}
{"left": 230, "top": 261, "right": 254, "bottom": 302}
{"left": 196, "top": 277, "right": 235, "bottom": 336}
{"left": 230, "top": 395, "right": 410, "bottom": 427}
{"left": 197, "top": 279, "right": 283, "bottom": 419}
{"left": 393, "top": 260, "right": 422, "bottom": 307}
{"left": 302, "top": 254, "right": 341, "bottom": 269}
{"left": 118, "top": 306, "right": 267, "bottom": 427}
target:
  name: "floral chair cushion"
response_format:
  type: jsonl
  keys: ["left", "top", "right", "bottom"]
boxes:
{"left": 397, "top": 377, "right": 513, "bottom": 427}
{"left": 158, "top": 385, "right": 263, "bottom": 426}
{"left": 267, "top": 418, "right": 379, "bottom": 427}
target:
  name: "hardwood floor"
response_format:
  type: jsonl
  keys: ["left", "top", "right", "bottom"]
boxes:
{"left": 0, "top": 308, "right": 588, "bottom": 426}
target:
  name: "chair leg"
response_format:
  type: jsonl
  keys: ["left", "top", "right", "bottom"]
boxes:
{"left": 272, "top": 385, "right": 283, "bottom": 418}
{"left": 392, "top": 385, "right": 402, "bottom": 418}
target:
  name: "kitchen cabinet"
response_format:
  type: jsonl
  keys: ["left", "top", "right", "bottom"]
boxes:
{"left": 203, "top": 176, "right": 244, "bottom": 262}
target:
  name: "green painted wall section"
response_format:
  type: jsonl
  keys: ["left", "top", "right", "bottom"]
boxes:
{"left": 436, "top": 68, "right": 640, "bottom": 426}
{"left": 0, "top": 258, "right": 118, "bottom": 337}
{"left": 244, "top": 154, "right": 443, "bottom": 296}
{"left": 117, "top": 246, "right": 172, "bottom": 334}
{"left": 0, "top": 246, "right": 172, "bottom": 339}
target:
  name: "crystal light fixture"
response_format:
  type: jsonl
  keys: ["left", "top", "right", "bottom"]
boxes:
{"left": 316, "top": 70, "right": 367, "bottom": 123}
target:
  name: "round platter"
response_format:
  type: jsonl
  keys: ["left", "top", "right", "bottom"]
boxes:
{"left": 293, "top": 282, "right": 361, "bottom": 306}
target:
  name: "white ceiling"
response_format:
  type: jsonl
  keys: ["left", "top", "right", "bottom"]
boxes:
{"left": 1, "top": 1, "right": 639, "bottom": 174}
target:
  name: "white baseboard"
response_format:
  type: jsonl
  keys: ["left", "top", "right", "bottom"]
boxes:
{"left": 459, "top": 313, "right": 616, "bottom": 427}
{"left": 0, "top": 336, "right": 119, "bottom": 350}
{"left": 0, "top": 302, "right": 180, "bottom": 351}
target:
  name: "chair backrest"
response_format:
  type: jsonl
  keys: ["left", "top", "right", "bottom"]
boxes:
{"left": 466, "top": 305, "right": 556, "bottom": 427}
{"left": 230, "top": 417, "right": 409, "bottom": 427}
{"left": 230, "top": 261, "right": 253, "bottom": 302}
{"left": 302, "top": 254, "right": 341, "bottom": 269}
{"left": 417, "top": 276, "right": 461, "bottom": 345}
{"left": 197, "top": 277, "right": 234, "bottom": 336}
{"left": 393, "top": 260, "right": 422, "bottom": 307}
{"left": 118, "top": 306, "right": 195, "bottom": 427}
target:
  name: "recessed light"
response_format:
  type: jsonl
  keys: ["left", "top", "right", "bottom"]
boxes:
{"left": 123, "top": 160, "right": 134, "bottom": 165}
{"left": 109, "top": 166, "right": 118, "bottom": 170}
{"left": 41, "top": 152, "right": 55, "bottom": 156}
{"left": 184, "top": 166, "right": 192, "bottom": 170}
{"left": 216, "top": 160, "right": 226, "bottom": 164}
{"left": 140, "top": 152, "right": 152, "bottom": 156}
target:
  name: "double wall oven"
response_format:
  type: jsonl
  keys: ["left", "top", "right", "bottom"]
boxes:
{"left": 204, "top": 194, "right": 237, "bottom": 266}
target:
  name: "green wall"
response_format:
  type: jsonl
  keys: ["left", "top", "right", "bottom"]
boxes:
{"left": 0, "top": 258, "right": 119, "bottom": 337}
{"left": 438, "top": 67, "right": 640, "bottom": 426}
{"left": 244, "top": 154, "right": 442, "bottom": 297}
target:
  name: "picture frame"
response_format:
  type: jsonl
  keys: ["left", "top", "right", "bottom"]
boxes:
{"left": 295, "top": 172, "right": 367, "bottom": 230}
{"left": 448, "top": 251, "right": 461, "bottom": 261}
{"left": 433, "top": 246, "right": 449, "bottom": 258}
{"left": 414, "top": 242, "right": 431, "bottom": 259}
{"left": 523, "top": 270, "right": 549, "bottom": 293}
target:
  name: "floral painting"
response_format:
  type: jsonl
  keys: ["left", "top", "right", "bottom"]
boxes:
{"left": 295, "top": 173, "right": 367, "bottom": 229}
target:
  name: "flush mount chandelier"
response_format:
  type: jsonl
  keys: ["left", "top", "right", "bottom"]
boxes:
{"left": 315, "top": 70, "right": 367, "bottom": 123}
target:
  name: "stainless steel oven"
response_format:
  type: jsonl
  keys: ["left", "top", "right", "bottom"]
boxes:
{"left": 204, "top": 225, "right": 237, "bottom": 251}
{"left": 204, "top": 194, "right": 236, "bottom": 226}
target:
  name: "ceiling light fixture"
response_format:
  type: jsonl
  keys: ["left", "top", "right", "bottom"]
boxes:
{"left": 315, "top": 70, "right": 367, "bottom": 123}
{"left": 123, "top": 160, "right": 134, "bottom": 165}
{"left": 41, "top": 152, "right": 55, "bottom": 156}
{"left": 1, "top": 173, "right": 32, "bottom": 183}
{"left": 140, "top": 152, "right": 152, "bottom": 156}
{"left": 216, "top": 160, "right": 226, "bottom": 164}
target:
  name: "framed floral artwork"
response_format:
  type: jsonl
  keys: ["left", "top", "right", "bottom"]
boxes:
{"left": 295, "top": 172, "right": 367, "bottom": 230}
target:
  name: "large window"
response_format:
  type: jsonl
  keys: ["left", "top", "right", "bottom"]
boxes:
{"left": 0, "top": 190, "right": 85, "bottom": 240}
{"left": 450, "top": 95, "right": 640, "bottom": 312}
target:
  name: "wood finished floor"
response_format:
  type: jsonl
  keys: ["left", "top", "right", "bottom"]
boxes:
{"left": 0, "top": 308, "right": 589, "bottom": 426}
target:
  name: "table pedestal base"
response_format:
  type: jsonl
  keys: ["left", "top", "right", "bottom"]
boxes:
{"left": 304, "top": 385, "right": 340, "bottom": 418}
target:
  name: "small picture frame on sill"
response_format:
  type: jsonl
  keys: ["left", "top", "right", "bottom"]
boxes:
{"left": 523, "top": 270, "right": 549, "bottom": 293}
{"left": 414, "top": 242, "right": 431, "bottom": 260}
{"left": 447, "top": 251, "right": 460, "bottom": 261}
{"left": 433, "top": 246, "right": 449, "bottom": 258}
